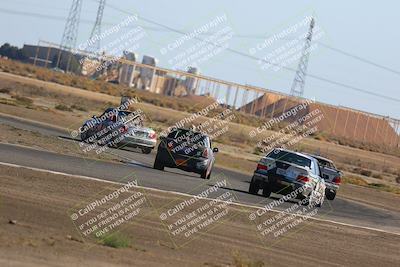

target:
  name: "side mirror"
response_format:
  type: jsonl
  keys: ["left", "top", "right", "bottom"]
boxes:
{"left": 213, "top": 147, "right": 219, "bottom": 153}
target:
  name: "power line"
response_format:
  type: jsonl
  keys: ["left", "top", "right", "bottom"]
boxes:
{"left": 3, "top": 6, "right": 400, "bottom": 78}
{"left": 1, "top": 5, "right": 399, "bottom": 103}
{"left": 316, "top": 42, "right": 400, "bottom": 76}
{"left": 100, "top": 1, "right": 400, "bottom": 103}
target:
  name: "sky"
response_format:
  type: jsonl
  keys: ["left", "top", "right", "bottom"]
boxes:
{"left": 0, "top": 0, "right": 399, "bottom": 118}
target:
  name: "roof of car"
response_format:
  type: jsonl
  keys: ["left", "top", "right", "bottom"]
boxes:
{"left": 173, "top": 127, "right": 205, "bottom": 135}
{"left": 270, "top": 148, "right": 316, "bottom": 162}
{"left": 306, "top": 154, "right": 333, "bottom": 163}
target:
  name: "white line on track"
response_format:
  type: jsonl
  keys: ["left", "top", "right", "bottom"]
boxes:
{"left": 1, "top": 161, "right": 399, "bottom": 237}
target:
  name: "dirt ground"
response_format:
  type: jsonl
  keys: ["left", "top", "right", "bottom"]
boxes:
{"left": 0, "top": 165, "right": 399, "bottom": 267}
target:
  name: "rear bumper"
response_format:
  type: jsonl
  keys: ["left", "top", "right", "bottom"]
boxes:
{"left": 325, "top": 182, "right": 339, "bottom": 192}
{"left": 156, "top": 148, "right": 209, "bottom": 173}
{"left": 252, "top": 171, "right": 312, "bottom": 197}
{"left": 119, "top": 136, "right": 156, "bottom": 148}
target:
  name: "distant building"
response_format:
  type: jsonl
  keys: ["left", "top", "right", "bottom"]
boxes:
{"left": 139, "top": 55, "right": 158, "bottom": 90}
{"left": 185, "top": 67, "right": 199, "bottom": 95}
{"left": 22, "top": 44, "right": 71, "bottom": 68}
{"left": 118, "top": 51, "right": 138, "bottom": 87}
{"left": 22, "top": 44, "right": 85, "bottom": 74}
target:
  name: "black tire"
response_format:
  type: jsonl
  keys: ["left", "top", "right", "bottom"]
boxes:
{"left": 249, "top": 178, "right": 260, "bottom": 195}
{"left": 80, "top": 132, "right": 89, "bottom": 143}
{"left": 206, "top": 170, "right": 212, "bottom": 180}
{"left": 201, "top": 170, "right": 208, "bottom": 179}
{"left": 326, "top": 191, "right": 336, "bottom": 201}
{"left": 262, "top": 183, "right": 272, "bottom": 198}
{"left": 301, "top": 197, "right": 310, "bottom": 206}
{"left": 153, "top": 155, "right": 164, "bottom": 171}
{"left": 141, "top": 148, "right": 152, "bottom": 154}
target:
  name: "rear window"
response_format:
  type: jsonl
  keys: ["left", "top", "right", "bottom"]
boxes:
{"left": 167, "top": 129, "right": 210, "bottom": 147}
{"left": 267, "top": 150, "right": 311, "bottom": 168}
{"left": 168, "top": 129, "right": 191, "bottom": 139}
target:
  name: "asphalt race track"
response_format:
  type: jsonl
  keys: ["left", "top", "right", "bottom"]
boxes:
{"left": 1, "top": 114, "right": 399, "bottom": 234}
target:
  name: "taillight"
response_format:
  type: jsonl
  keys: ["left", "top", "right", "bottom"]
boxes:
{"left": 120, "top": 125, "right": 128, "bottom": 133}
{"left": 256, "top": 164, "right": 268, "bottom": 171}
{"left": 333, "top": 176, "right": 341, "bottom": 184}
{"left": 297, "top": 175, "right": 310, "bottom": 182}
{"left": 149, "top": 132, "right": 156, "bottom": 139}
{"left": 202, "top": 149, "right": 208, "bottom": 158}
{"left": 167, "top": 142, "right": 173, "bottom": 149}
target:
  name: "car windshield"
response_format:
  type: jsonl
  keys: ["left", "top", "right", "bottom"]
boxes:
{"left": 267, "top": 150, "right": 311, "bottom": 168}
{"left": 316, "top": 158, "right": 335, "bottom": 169}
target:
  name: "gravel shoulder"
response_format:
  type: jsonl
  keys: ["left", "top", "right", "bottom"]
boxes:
{"left": 1, "top": 165, "right": 400, "bottom": 267}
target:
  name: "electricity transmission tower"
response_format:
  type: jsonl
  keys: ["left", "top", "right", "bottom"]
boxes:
{"left": 60, "top": 0, "right": 83, "bottom": 50}
{"left": 290, "top": 17, "right": 315, "bottom": 97}
{"left": 87, "top": 0, "right": 107, "bottom": 54}
{"left": 57, "top": 0, "right": 83, "bottom": 71}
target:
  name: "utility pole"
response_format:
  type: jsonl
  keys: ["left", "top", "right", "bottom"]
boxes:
{"left": 57, "top": 0, "right": 83, "bottom": 70}
{"left": 290, "top": 17, "right": 315, "bottom": 97}
{"left": 87, "top": 0, "right": 107, "bottom": 54}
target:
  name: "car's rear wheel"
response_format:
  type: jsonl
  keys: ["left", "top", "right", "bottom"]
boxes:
{"left": 249, "top": 178, "right": 260, "bottom": 195}
{"left": 262, "top": 183, "right": 272, "bottom": 197}
{"left": 141, "top": 148, "right": 152, "bottom": 154}
{"left": 153, "top": 155, "right": 164, "bottom": 171}
{"left": 326, "top": 191, "right": 336, "bottom": 200}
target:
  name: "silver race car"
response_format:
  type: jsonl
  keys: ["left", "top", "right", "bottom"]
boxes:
{"left": 307, "top": 154, "right": 342, "bottom": 200}
{"left": 249, "top": 148, "right": 326, "bottom": 207}
{"left": 80, "top": 108, "right": 157, "bottom": 154}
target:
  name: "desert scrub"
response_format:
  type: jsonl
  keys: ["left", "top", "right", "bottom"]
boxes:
{"left": 55, "top": 104, "right": 73, "bottom": 112}
{"left": 12, "top": 95, "right": 33, "bottom": 106}
{"left": 100, "top": 233, "right": 131, "bottom": 248}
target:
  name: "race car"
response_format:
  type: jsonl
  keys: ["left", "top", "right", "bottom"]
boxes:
{"left": 80, "top": 108, "right": 157, "bottom": 154}
{"left": 153, "top": 128, "right": 219, "bottom": 179}
{"left": 249, "top": 148, "right": 326, "bottom": 207}
{"left": 307, "top": 154, "right": 342, "bottom": 200}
